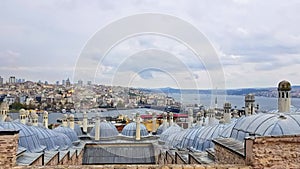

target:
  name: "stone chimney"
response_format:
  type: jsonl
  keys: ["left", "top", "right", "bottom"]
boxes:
{"left": 32, "top": 113, "right": 39, "bottom": 126}
{"left": 278, "top": 80, "right": 291, "bottom": 113}
{"left": 152, "top": 112, "right": 157, "bottom": 133}
{"left": 0, "top": 102, "right": 9, "bottom": 122}
{"left": 43, "top": 111, "right": 48, "bottom": 128}
{"left": 0, "top": 130, "right": 19, "bottom": 168}
{"left": 196, "top": 112, "right": 202, "bottom": 126}
{"left": 136, "top": 113, "right": 141, "bottom": 141}
{"left": 69, "top": 114, "right": 75, "bottom": 129}
{"left": 62, "top": 114, "right": 68, "bottom": 127}
{"left": 208, "top": 109, "right": 216, "bottom": 126}
{"left": 245, "top": 94, "right": 255, "bottom": 116}
{"left": 83, "top": 111, "right": 88, "bottom": 133}
{"left": 19, "top": 109, "right": 26, "bottom": 125}
{"left": 188, "top": 108, "right": 193, "bottom": 128}
{"left": 95, "top": 116, "right": 100, "bottom": 141}
{"left": 162, "top": 112, "right": 168, "bottom": 125}
{"left": 224, "top": 102, "right": 232, "bottom": 124}
{"left": 169, "top": 112, "right": 174, "bottom": 126}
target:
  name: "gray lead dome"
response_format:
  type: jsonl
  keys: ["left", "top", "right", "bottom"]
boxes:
{"left": 121, "top": 122, "right": 148, "bottom": 137}
{"left": 89, "top": 121, "right": 119, "bottom": 138}
{"left": 230, "top": 113, "right": 300, "bottom": 141}
{"left": 0, "top": 122, "right": 46, "bottom": 153}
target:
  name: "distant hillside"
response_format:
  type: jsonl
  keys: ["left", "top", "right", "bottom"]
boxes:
{"left": 141, "top": 86, "right": 300, "bottom": 98}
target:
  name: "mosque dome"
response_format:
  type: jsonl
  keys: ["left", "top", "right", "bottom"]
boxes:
{"left": 159, "top": 124, "right": 183, "bottom": 142}
{"left": 121, "top": 122, "right": 148, "bottom": 137}
{"left": 230, "top": 113, "right": 300, "bottom": 141}
{"left": 0, "top": 122, "right": 46, "bottom": 153}
{"left": 29, "top": 126, "right": 59, "bottom": 151}
{"left": 156, "top": 123, "right": 170, "bottom": 135}
{"left": 89, "top": 121, "right": 119, "bottom": 138}
{"left": 278, "top": 80, "right": 291, "bottom": 91}
{"left": 53, "top": 126, "right": 79, "bottom": 144}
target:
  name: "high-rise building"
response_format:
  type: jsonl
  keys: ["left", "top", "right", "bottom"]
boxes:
{"left": 9, "top": 76, "right": 16, "bottom": 84}
{"left": 0, "top": 76, "right": 3, "bottom": 86}
{"left": 66, "top": 78, "right": 71, "bottom": 87}
{"left": 56, "top": 81, "right": 60, "bottom": 86}
{"left": 78, "top": 80, "right": 83, "bottom": 86}
{"left": 87, "top": 81, "right": 92, "bottom": 85}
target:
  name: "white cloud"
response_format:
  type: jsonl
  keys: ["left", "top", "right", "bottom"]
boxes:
{"left": 1, "top": 0, "right": 300, "bottom": 88}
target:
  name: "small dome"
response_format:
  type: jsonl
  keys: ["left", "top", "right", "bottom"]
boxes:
{"left": 165, "top": 129, "right": 188, "bottom": 148}
{"left": 89, "top": 121, "right": 119, "bottom": 138}
{"left": 159, "top": 124, "right": 183, "bottom": 142}
{"left": 179, "top": 126, "right": 203, "bottom": 149}
{"left": 230, "top": 113, "right": 300, "bottom": 141}
{"left": 53, "top": 132, "right": 72, "bottom": 150}
{"left": 29, "top": 126, "right": 59, "bottom": 151}
{"left": 192, "top": 124, "right": 227, "bottom": 151}
{"left": 278, "top": 80, "right": 291, "bottom": 91}
{"left": 0, "top": 102, "right": 9, "bottom": 109}
{"left": 0, "top": 122, "right": 46, "bottom": 153}
{"left": 121, "top": 122, "right": 148, "bottom": 137}
{"left": 156, "top": 123, "right": 170, "bottom": 135}
{"left": 74, "top": 124, "right": 83, "bottom": 136}
{"left": 19, "top": 109, "right": 26, "bottom": 115}
{"left": 53, "top": 126, "right": 79, "bottom": 144}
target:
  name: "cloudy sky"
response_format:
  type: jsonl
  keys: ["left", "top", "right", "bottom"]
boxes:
{"left": 1, "top": 0, "right": 300, "bottom": 89}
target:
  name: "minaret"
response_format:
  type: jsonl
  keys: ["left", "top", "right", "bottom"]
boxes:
{"left": 43, "top": 111, "right": 48, "bottom": 128}
{"left": 152, "top": 112, "right": 157, "bottom": 133}
{"left": 245, "top": 94, "right": 255, "bottom": 116}
{"left": 169, "top": 112, "right": 174, "bottom": 126}
{"left": 188, "top": 108, "right": 193, "bottom": 128}
{"left": 69, "top": 114, "right": 75, "bottom": 129}
{"left": 95, "top": 116, "right": 100, "bottom": 141}
{"left": 135, "top": 113, "right": 141, "bottom": 141}
{"left": 83, "top": 111, "right": 88, "bottom": 133}
{"left": 19, "top": 109, "right": 26, "bottom": 125}
{"left": 278, "top": 80, "right": 291, "bottom": 113}
{"left": 223, "top": 102, "right": 232, "bottom": 124}
{"left": 32, "top": 113, "right": 38, "bottom": 126}
{"left": 196, "top": 112, "right": 202, "bottom": 126}
{"left": 62, "top": 114, "right": 68, "bottom": 127}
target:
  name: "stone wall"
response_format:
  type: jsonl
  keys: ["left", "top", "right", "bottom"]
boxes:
{"left": 246, "top": 135, "right": 300, "bottom": 169}
{"left": 214, "top": 143, "right": 245, "bottom": 165}
{"left": 59, "top": 151, "right": 70, "bottom": 165}
{"left": 0, "top": 130, "right": 19, "bottom": 168}
{"left": 13, "top": 164, "right": 251, "bottom": 169}
{"left": 31, "top": 155, "right": 43, "bottom": 166}
{"left": 46, "top": 153, "right": 59, "bottom": 165}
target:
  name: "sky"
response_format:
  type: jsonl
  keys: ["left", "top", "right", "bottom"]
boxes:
{"left": 0, "top": 0, "right": 300, "bottom": 89}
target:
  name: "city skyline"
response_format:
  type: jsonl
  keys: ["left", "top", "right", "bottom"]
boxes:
{"left": 1, "top": 0, "right": 300, "bottom": 88}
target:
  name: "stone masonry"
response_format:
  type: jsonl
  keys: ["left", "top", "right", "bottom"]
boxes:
{"left": 0, "top": 130, "right": 19, "bottom": 168}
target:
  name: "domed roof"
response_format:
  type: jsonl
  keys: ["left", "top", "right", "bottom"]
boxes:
{"left": 278, "top": 80, "right": 291, "bottom": 91}
{"left": 121, "top": 122, "right": 148, "bottom": 137}
{"left": 230, "top": 113, "right": 300, "bottom": 141}
{"left": 192, "top": 124, "right": 227, "bottom": 151}
{"left": 53, "top": 126, "right": 79, "bottom": 144}
{"left": 179, "top": 126, "right": 203, "bottom": 149}
{"left": 29, "top": 126, "right": 59, "bottom": 151}
{"left": 165, "top": 129, "right": 188, "bottom": 148}
{"left": 156, "top": 123, "right": 170, "bottom": 135}
{"left": 159, "top": 124, "right": 183, "bottom": 142}
{"left": 54, "top": 132, "right": 72, "bottom": 150}
{"left": 89, "top": 121, "right": 119, "bottom": 138}
{"left": 0, "top": 102, "right": 9, "bottom": 109}
{"left": 0, "top": 122, "right": 46, "bottom": 153}
{"left": 74, "top": 124, "right": 83, "bottom": 136}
